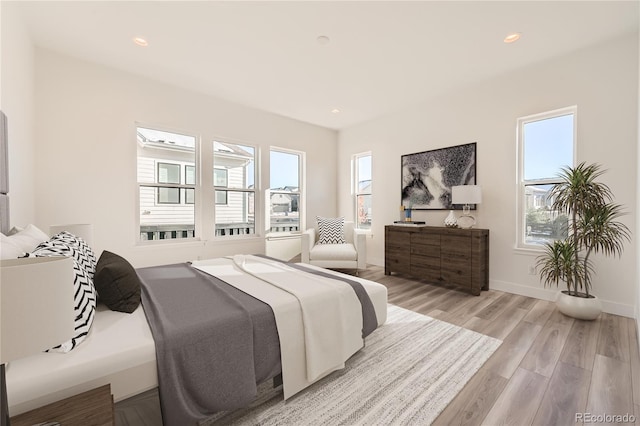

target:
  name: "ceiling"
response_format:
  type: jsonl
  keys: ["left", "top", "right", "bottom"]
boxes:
{"left": 9, "top": 1, "right": 639, "bottom": 130}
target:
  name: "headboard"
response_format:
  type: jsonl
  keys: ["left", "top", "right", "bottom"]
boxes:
{"left": 1, "top": 110, "right": 9, "bottom": 235}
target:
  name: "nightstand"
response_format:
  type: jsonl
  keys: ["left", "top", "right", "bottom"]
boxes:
{"left": 10, "top": 384, "right": 114, "bottom": 426}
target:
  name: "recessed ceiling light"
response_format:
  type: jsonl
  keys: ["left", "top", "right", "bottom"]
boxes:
{"left": 331, "top": 108, "right": 340, "bottom": 114}
{"left": 317, "top": 35, "right": 331, "bottom": 46}
{"left": 503, "top": 33, "right": 521, "bottom": 44}
{"left": 133, "top": 37, "right": 149, "bottom": 47}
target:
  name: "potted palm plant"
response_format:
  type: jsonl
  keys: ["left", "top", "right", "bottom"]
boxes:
{"left": 536, "top": 162, "right": 631, "bottom": 320}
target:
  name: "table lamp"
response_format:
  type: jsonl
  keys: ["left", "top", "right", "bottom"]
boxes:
{"left": 1, "top": 256, "right": 74, "bottom": 425}
{"left": 451, "top": 185, "right": 482, "bottom": 229}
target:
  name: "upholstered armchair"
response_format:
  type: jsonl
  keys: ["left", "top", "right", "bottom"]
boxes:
{"left": 301, "top": 220, "right": 367, "bottom": 274}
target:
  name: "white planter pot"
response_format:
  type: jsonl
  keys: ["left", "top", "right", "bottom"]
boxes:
{"left": 556, "top": 290, "right": 602, "bottom": 320}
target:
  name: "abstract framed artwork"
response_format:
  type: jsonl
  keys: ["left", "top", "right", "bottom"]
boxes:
{"left": 401, "top": 142, "right": 476, "bottom": 210}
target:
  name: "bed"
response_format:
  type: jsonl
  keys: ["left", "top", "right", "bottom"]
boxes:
{"left": 0, "top": 113, "right": 387, "bottom": 422}
{"left": 6, "top": 255, "right": 387, "bottom": 422}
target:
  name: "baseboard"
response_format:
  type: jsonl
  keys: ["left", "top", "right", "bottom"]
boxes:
{"left": 363, "top": 261, "right": 635, "bottom": 318}
{"left": 368, "top": 257, "right": 384, "bottom": 268}
{"left": 491, "top": 279, "right": 635, "bottom": 318}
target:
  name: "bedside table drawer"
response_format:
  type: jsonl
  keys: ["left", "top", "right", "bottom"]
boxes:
{"left": 11, "top": 384, "right": 114, "bottom": 426}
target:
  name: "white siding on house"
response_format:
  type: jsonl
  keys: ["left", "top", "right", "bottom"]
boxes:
{"left": 138, "top": 156, "right": 195, "bottom": 227}
{"left": 215, "top": 166, "right": 248, "bottom": 224}
{"left": 213, "top": 144, "right": 256, "bottom": 234}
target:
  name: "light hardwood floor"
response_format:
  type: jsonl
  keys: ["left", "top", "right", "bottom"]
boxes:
{"left": 116, "top": 265, "right": 640, "bottom": 425}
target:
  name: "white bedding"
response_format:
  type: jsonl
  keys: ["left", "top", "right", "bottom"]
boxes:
{"left": 193, "top": 255, "right": 379, "bottom": 399}
{"left": 7, "top": 303, "right": 157, "bottom": 415}
{"left": 7, "top": 261, "right": 387, "bottom": 416}
{"left": 232, "top": 255, "right": 364, "bottom": 383}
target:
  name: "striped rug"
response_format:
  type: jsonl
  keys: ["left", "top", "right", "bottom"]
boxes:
{"left": 209, "top": 304, "right": 502, "bottom": 426}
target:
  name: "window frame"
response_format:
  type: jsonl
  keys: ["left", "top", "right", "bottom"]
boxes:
{"left": 516, "top": 105, "right": 577, "bottom": 252}
{"left": 184, "top": 165, "right": 195, "bottom": 205}
{"left": 354, "top": 152, "right": 372, "bottom": 230}
{"left": 136, "top": 126, "right": 268, "bottom": 244}
{"left": 214, "top": 168, "right": 228, "bottom": 187}
{"left": 156, "top": 162, "right": 181, "bottom": 205}
{"left": 213, "top": 167, "right": 229, "bottom": 206}
{"left": 212, "top": 140, "right": 258, "bottom": 238}
{"left": 136, "top": 124, "right": 198, "bottom": 244}
{"left": 269, "top": 148, "right": 304, "bottom": 235}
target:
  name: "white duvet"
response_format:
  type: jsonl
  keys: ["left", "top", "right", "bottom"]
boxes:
{"left": 192, "top": 255, "right": 365, "bottom": 399}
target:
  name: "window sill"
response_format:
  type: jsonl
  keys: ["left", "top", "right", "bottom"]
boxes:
{"left": 212, "top": 235, "right": 264, "bottom": 243}
{"left": 266, "top": 231, "right": 302, "bottom": 241}
{"left": 136, "top": 235, "right": 266, "bottom": 247}
{"left": 513, "top": 246, "right": 545, "bottom": 257}
{"left": 135, "top": 238, "right": 205, "bottom": 248}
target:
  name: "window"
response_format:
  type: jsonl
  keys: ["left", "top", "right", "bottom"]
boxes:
{"left": 157, "top": 163, "right": 181, "bottom": 204}
{"left": 214, "top": 168, "right": 228, "bottom": 205}
{"left": 517, "top": 106, "right": 576, "bottom": 249}
{"left": 137, "top": 126, "right": 196, "bottom": 241}
{"left": 354, "top": 153, "right": 372, "bottom": 230}
{"left": 213, "top": 141, "right": 256, "bottom": 236}
{"left": 184, "top": 165, "right": 195, "bottom": 204}
{"left": 270, "top": 149, "right": 302, "bottom": 233}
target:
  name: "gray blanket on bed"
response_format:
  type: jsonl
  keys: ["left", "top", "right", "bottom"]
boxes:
{"left": 138, "top": 263, "right": 281, "bottom": 426}
{"left": 138, "top": 260, "right": 378, "bottom": 425}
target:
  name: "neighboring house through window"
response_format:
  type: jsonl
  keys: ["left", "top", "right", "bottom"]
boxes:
{"left": 137, "top": 126, "right": 196, "bottom": 241}
{"left": 270, "top": 149, "right": 303, "bottom": 233}
{"left": 137, "top": 127, "right": 259, "bottom": 241}
{"left": 516, "top": 106, "right": 576, "bottom": 249}
{"left": 213, "top": 141, "right": 256, "bottom": 236}
{"left": 354, "top": 153, "right": 372, "bottom": 230}
{"left": 185, "top": 165, "right": 195, "bottom": 204}
{"left": 157, "top": 162, "right": 181, "bottom": 204}
{"left": 214, "top": 168, "right": 228, "bottom": 205}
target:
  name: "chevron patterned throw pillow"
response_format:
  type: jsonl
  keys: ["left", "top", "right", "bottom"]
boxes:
{"left": 317, "top": 216, "right": 345, "bottom": 244}
{"left": 30, "top": 233, "right": 97, "bottom": 352}
{"left": 50, "top": 231, "right": 97, "bottom": 280}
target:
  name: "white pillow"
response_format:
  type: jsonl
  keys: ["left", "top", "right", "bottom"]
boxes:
{"left": 6, "top": 224, "right": 49, "bottom": 253}
{"left": 7, "top": 226, "right": 23, "bottom": 236}
{"left": 0, "top": 224, "right": 50, "bottom": 259}
{"left": 0, "top": 233, "right": 25, "bottom": 259}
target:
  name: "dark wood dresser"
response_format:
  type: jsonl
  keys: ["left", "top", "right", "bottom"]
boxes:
{"left": 385, "top": 225, "right": 489, "bottom": 295}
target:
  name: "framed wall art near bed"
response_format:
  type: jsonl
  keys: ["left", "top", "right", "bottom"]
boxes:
{"left": 401, "top": 142, "right": 476, "bottom": 210}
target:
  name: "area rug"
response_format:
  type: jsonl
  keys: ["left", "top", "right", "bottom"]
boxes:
{"left": 208, "top": 304, "right": 502, "bottom": 426}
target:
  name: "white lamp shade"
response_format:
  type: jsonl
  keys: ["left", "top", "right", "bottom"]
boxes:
{"left": 452, "top": 185, "right": 482, "bottom": 205}
{"left": 50, "top": 224, "right": 93, "bottom": 246}
{"left": 0, "top": 256, "right": 75, "bottom": 363}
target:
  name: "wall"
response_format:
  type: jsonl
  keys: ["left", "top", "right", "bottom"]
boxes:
{"left": 0, "top": 2, "right": 36, "bottom": 226}
{"left": 338, "top": 34, "right": 638, "bottom": 317}
{"left": 33, "top": 49, "right": 337, "bottom": 267}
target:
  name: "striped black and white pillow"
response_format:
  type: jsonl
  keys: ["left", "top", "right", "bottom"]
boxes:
{"left": 50, "top": 231, "right": 97, "bottom": 280}
{"left": 30, "top": 237, "right": 97, "bottom": 352}
{"left": 317, "top": 216, "right": 345, "bottom": 244}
